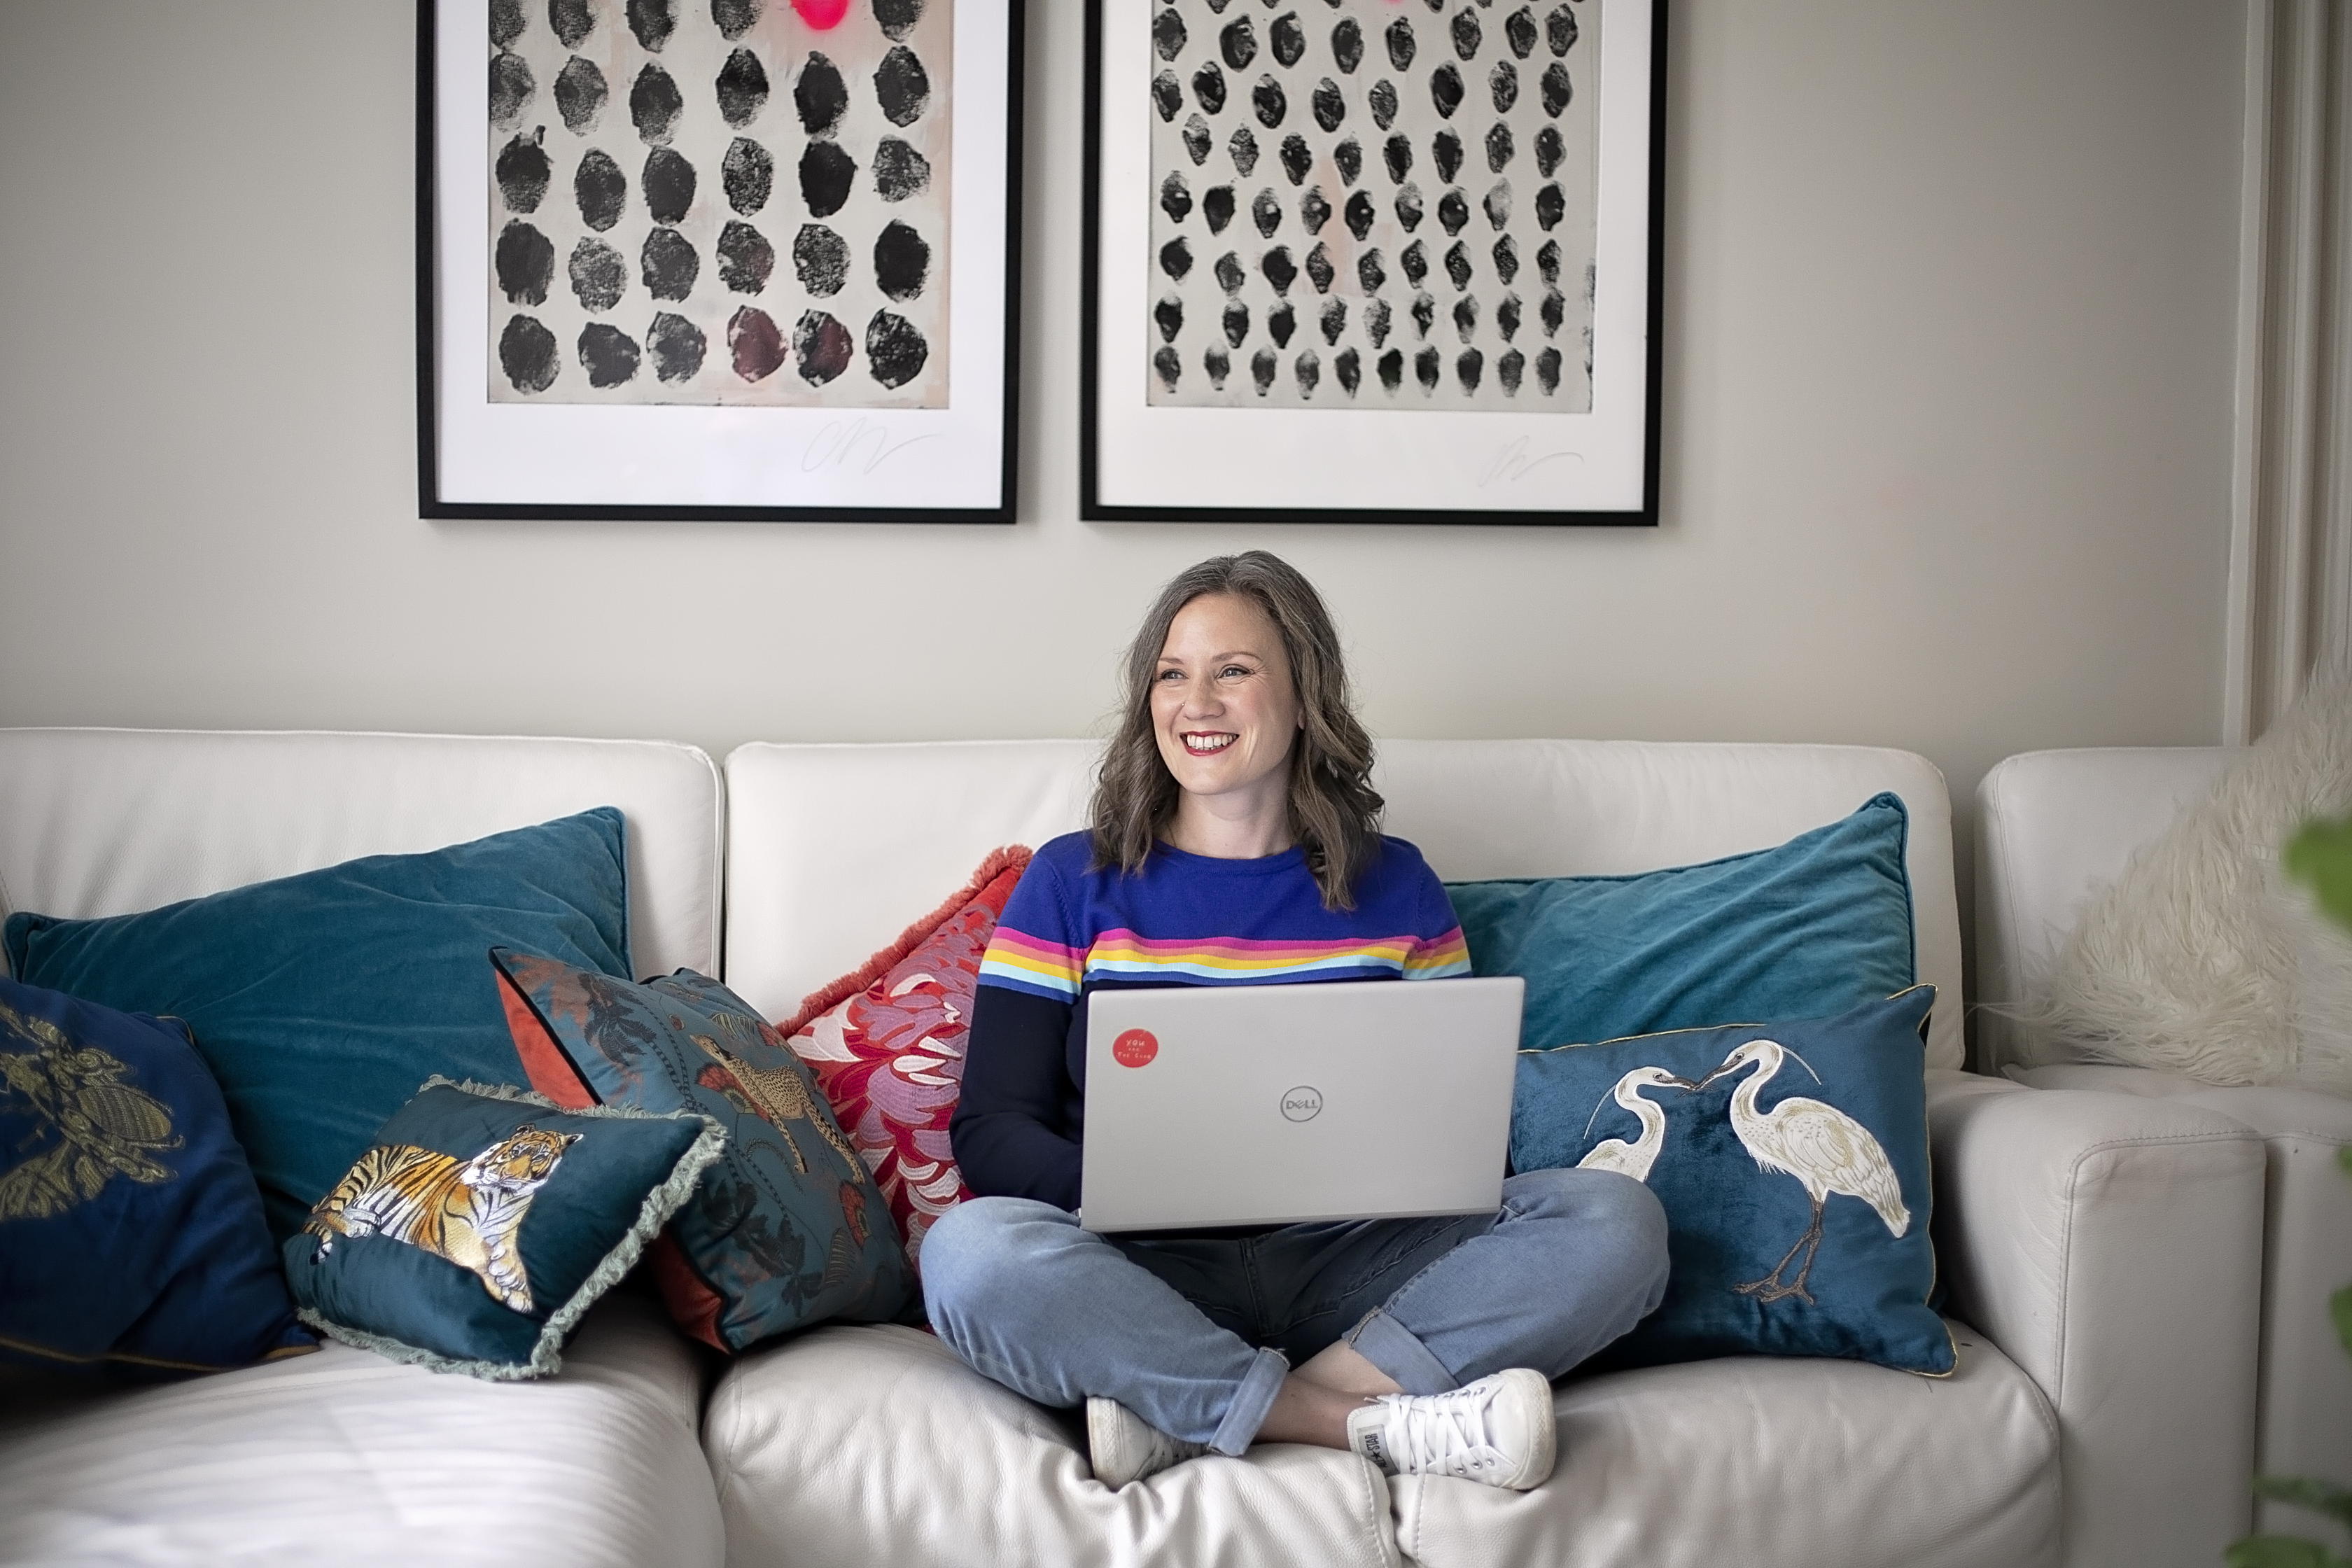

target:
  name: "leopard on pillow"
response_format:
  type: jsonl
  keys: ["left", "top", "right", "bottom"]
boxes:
{"left": 302, "top": 1125, "right": 580, "bottom": 1312}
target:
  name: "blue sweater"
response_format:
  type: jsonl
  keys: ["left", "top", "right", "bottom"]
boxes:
{"left": 951, "top": 831, "right": 1471, "bottom": 1210}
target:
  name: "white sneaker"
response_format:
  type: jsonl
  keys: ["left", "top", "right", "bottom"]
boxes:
{"left": 1344, "top": 1368, "right": 1558, "bottom": 1490}
{"left": 1087, "top": 1396, "right": 1210, "bottom": 1488}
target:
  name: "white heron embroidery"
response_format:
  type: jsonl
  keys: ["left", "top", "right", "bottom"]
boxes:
{"left": 1575, "top": 1065, "right": 1699, "bottom": 1183}
{"left": 1698, "top": 1038, "right": 1909, "bottom": 1305}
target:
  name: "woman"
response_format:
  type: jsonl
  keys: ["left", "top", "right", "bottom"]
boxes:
{"left": 925, "top": 552, "right": 1667, "bottom": 1492}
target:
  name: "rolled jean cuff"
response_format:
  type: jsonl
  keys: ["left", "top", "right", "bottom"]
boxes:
{"left": 1208, "top": 1346, "right": 1292, "bottom": 1456}
{"left": 1346, "top": 1308, "right": 1457, "bottom": 1397}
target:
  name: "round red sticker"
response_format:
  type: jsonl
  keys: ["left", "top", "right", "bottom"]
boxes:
{"left": 1112, "top": 1028, "right": 1159, "bottom": 1068}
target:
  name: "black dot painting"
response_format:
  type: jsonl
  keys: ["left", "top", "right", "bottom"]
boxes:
{"left": 569, "top": 236, "right": 629, "bottom": 309}
{"left": 626, "top": 0, "right": 676, "bottom": 51}
{"left": 792, "top": 309, "right": 853, "bottom": 384}
{"left": 496, "top": 220, "right": 556, "bottom": 304}
{"left": 792, "top": 222, "right": 850, "bottom": 295}
{"left": 1146, "top": 0, "right": 1595, "bottom": 410}
{"left": 578, "top": 321, "right": 641, "bottom": 385}
{"left": 865, "top": 308, "right": 929, "bottom": 386}
{"left": 642, "top": 146, "right": 697, "bottom": 223}
{"left": 719, "top": 218, "right": 778, "bottom": 293}
{"left": 489, "top": 0, "right": 951, "bottom": 406}
{"left": 554, "top": 55, "right": 610, "bottom": 132}
{"left": 722, "top": 136, "right": 775, "bottom": 212}
{"left": 496, "top": 129, "right": 553, "bottom": 211}
{"left": 713, "top": 0, "right": 764, "bottom": 43}
{"left": 640, "top": 226, "right": 699, "bottom": 300}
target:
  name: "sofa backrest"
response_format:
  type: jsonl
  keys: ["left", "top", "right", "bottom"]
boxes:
{"left": 1974, "top": 745, "right": 2238, "bottom": 1071}
{"left": 724, "top": 737, "right": 1967, "bottom": 1069}
{"left": 0, "top": 728, "right": 724, "bottom": 980}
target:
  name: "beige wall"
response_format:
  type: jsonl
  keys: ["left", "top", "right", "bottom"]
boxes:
{"left": 0, "top": 3, "right": 2241, "bottom": 885}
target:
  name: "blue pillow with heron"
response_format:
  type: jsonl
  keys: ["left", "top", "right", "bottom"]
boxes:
{"left": 1510, "top": 988, "right": 1951, "bottom": 1375}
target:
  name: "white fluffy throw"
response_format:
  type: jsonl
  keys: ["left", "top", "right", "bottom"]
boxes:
{"left": 2031, "top": 671, "right": 2352, "bottom": 1096}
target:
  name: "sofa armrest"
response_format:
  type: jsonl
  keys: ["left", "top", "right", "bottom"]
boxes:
{"left": 2014, "top": 1065, "right": 2352, "bottom": 1538}
{"left": 1926, "top": 1069, "right": 2267, "bottom": 1568}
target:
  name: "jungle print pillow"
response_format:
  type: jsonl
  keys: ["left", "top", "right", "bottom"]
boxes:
{"left": 492, "top": 951, "right": 918, "bottom": 1352}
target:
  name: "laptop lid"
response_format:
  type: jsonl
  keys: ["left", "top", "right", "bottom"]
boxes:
{"left": 1079, "top": 976, "right": 1525, "bottom": 1233}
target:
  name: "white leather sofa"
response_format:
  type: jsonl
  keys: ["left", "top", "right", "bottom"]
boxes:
{"left": 1977, "top": 747, "right": 2352, "bottom": 1543}
{"left": 713, "top": 738, "right": 2255, "bottom": 1568}
{"left": 0, "top": 729, "right": 729, "bottom": 1568}
{"left": 0, "top": 728, "right": 2275, "bottom": 1568}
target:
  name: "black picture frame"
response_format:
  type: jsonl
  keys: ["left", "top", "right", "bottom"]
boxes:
{"left": 421, "top": 0, "right": 1025, "bottom": 523}
{"left": 1081, "top": 0, "right": 1664, "bottom": 525}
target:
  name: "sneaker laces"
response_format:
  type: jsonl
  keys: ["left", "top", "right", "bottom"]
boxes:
{"left": 1368, "top": 1385, "right": 1511, "bottom": 1480}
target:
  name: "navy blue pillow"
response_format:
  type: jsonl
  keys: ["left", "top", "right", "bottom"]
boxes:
{"left": 1448, "top": 793, "right": 1917, "bottom": 1052}
{"left": 1512, "top": 989, "right": 1952, "bottom": 1374}
{"left": 286, "top": 1078, "right": 720, "bottom": 1379}
{"left": 3, "top": 809, "right": 633, "bottom": 1243}
{"left": 0, "top": 976, "right": 314, "bottom": 1376}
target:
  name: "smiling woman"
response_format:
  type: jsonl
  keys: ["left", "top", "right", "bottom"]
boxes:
{"left": 1093, "top": 552, "right": 1382, "bottom": 907}
{"left": 921, "top": 551, "right": 1673, "bottom": 1499}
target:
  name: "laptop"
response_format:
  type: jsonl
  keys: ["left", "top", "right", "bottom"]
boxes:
{"left": 1079, "top": 976, "right": 1525, "bottom": 1233}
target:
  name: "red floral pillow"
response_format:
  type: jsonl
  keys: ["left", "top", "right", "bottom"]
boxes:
{"left": 777, "top": 847, "right": 1030, "bottom": 1270}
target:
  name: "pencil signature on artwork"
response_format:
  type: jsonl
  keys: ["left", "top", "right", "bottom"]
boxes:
{"left": 801, "top": 419, "right": 945, "bottom": 475}
{"left": 1476, "top": 438, "right": 1584, "bottom": 488}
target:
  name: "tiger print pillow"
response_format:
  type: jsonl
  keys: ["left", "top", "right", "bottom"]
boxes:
{"left": 284, "top": 1078, "right": 721, "bottom": 1380}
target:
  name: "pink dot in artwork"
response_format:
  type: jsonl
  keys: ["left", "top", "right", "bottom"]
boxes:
{"left": 792, "top": 0, "right": 852, "bottom": 27}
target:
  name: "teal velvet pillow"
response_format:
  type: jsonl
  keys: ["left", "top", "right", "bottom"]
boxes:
{"left": 1513, "top": 989, "right": 1952, "bottom": 1374}
{"left": 284, "top": 1078, "right": 720, "bottom": 1379}
{"left": 3, "top": 809, "right": 634, "bottom": 1242}
{"left": 491, "top": 949, "right": 918, "bottom": 1351}
{"left": 1448, "top": 793, "right": 1917, "bottom": 1052}
{"left": 0, "top": 976, "right": 314, "bottom": 1376}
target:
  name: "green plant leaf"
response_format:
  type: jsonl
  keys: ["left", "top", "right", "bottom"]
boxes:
{"left": 2283, "top": 813, "right": 2352, "bottom": 934}
{"left": 2255, "top": 1477, "right": 2352, "bottom": 1532}
{"left": 2334, "top": 1282, "right": 2352, "bottom": 1362}
{"left": 2224, "top": 1536, "right": 2349, "bottom": 1568}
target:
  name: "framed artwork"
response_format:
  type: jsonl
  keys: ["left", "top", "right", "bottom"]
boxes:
{"left": 1080, "top": 0, "right": 1663, "bottom": 524}
{"left": 420, "top": 0, "right": 1023, "bottom": 522}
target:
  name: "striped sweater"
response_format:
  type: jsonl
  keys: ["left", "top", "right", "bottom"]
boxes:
{"left": 951, "top": 830, "right": 1471, "bottom": 1210}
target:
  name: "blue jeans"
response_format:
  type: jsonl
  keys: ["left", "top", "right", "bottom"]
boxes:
{"left": 920, "top": 1167, "right": 1669, "bottom": 1455}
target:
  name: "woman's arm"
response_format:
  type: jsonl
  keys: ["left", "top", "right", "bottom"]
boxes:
{"left": 951, "top": 982, "right": 1084, "bottom": 1210}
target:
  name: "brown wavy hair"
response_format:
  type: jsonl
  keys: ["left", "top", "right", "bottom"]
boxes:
{"left": 1090, "top": 552, "right": 1385, "bottom": 911}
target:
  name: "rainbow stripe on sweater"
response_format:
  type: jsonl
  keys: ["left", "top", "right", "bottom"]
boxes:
{"left": 979, "top": 925, "right": 1471, "bottom": 1002}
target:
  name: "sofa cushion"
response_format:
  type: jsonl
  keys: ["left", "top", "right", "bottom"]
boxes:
{"left": 3, "top": 809, "right": 634, "bottom": 1242}
{"left": 704, "top": 1322, "right": 1408, "bottom": 1568}
{"left": 285, "top": 1079, "right": 721, "bottom": 1379}
{"left": 1447, "top": 793, "right": 1916, "bottom": 1053}
{"left": 491, "top": 953, "right": 918, "bottom": 1351}
{"left": 1391, "top": 1324, "right": 2058, "bottom": 1568}
{"left": 701, "top": 1317, "right": 2057, "bottom": 1568}
{"left": 0, "top": 1287, "right": 723, "bottom": 1568}
{"left": 777, "top": 846, "right": 1030, "bottom": 1270}
{"left": 0, "top": 975, "right": 312, "bottom": 1376}
{"left": 1511, "top": 990, "right": 1951, "bottom": 1373}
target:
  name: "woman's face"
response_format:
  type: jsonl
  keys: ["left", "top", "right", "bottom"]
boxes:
{"left": 1151, "top": 592, "right": 1302, "bottom": 815}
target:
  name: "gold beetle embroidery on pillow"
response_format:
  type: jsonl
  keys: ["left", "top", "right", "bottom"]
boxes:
{"left": 303, "top": 1126, "right": 582, "bottom": 1312}
{"left": 0, "top": 1000, "right": 182, "bottom": 1222}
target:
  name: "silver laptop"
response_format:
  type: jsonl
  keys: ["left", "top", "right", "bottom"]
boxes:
{"left": 1079, "top": 976, "right": 1525, "bottom": 1233}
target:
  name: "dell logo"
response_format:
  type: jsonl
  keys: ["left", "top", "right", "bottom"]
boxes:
{"left": 1281, "top": 1086, "right": 1323, "bottom": 1123}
